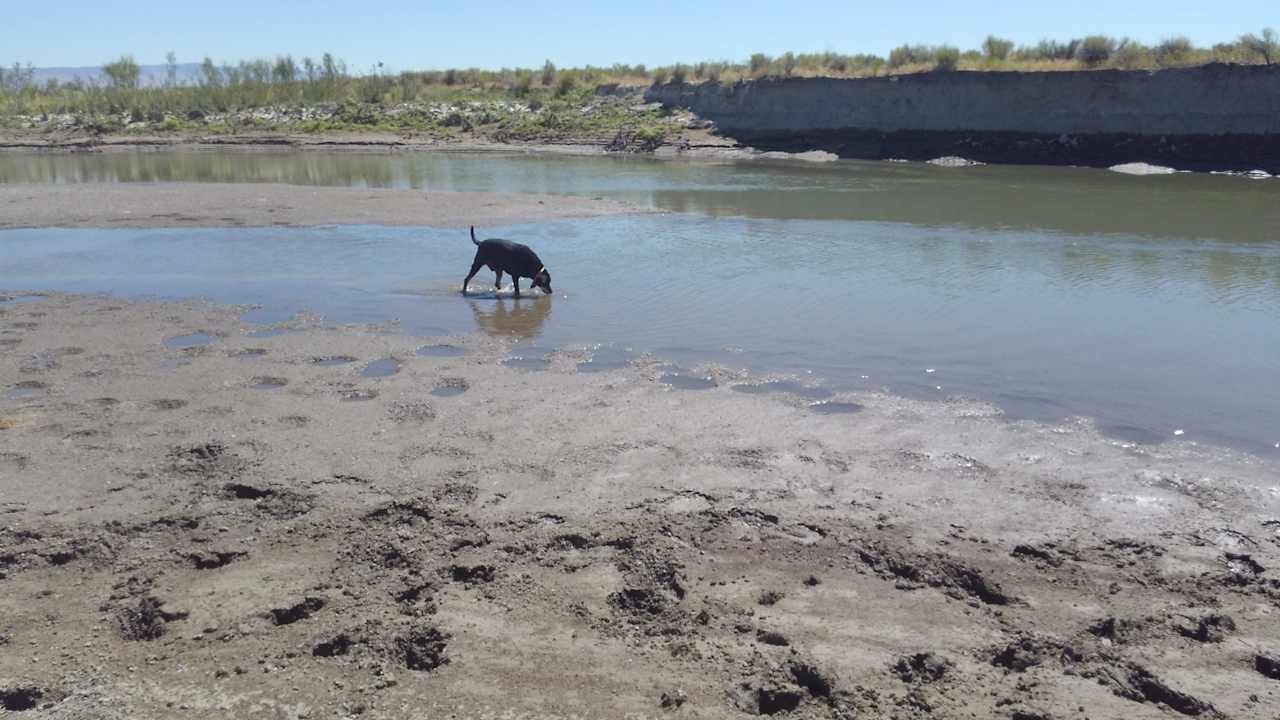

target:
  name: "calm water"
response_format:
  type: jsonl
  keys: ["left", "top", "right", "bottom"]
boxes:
{"left": 2, "top": 151, "right": 1279, "bottom": 453}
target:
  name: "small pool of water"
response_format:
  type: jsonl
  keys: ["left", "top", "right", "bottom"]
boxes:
{"left": 163, "top": 333, "right": 214, "bottom": 349}
{"left": 361, "top": 358, "right": 400, "bottom": 378}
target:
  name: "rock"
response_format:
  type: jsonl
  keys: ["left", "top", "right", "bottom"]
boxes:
{"left": 1257, "top": 652, "right": 1280, "bottom": 680}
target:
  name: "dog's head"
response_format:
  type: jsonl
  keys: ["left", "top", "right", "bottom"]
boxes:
{"left": 531, "top": 268, "right": 553, "bottom": 295}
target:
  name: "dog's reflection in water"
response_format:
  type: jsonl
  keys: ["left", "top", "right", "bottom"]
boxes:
{"left": 467, "top": 295, "right": 552, "bottom": 340}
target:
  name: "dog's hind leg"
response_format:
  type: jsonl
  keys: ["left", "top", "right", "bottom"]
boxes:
{"left": 512, "top": 276, "right": 521, "bottom": 298}
{"left": 462, "top": 260, "right": 483, "bottom": 294}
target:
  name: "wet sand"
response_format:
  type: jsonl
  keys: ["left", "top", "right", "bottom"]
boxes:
{"left": 1, "top": 293, "right": 1278, "bottom": 719}
{"left": 0, "top": 182, "right": 652, "bottom": 230}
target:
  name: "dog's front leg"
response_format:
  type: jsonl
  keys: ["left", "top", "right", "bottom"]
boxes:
{"left": 512, "top": 277, "right": 521, "bottom": 298}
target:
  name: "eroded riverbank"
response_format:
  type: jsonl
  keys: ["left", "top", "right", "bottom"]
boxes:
{"left": 1, "top": 293, "right": 1278, "bottom": 718}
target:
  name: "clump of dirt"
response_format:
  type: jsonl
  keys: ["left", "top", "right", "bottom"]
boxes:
{"left": 893, "top": 652, "right": 951, "bottom": 684}
{"left": 396, "top": 582, "right": 438, "bottom": 616}
{"left": 659, "top": 688, "right": 687, "bottom": 710}
{"left": 992, "top": 636, "right": 1066, "bottom": 672}
{"left": 1010, "top": 543, "right": 1068, "bottom": 567}
{"left": 224, "top": 482, "right": 273, "bottom": 500}
{"left": 1086, "top": 660, "right": 1221, "bottom": 717}
{"left": 1088, "top": 616, "right": 1150, "bottom": 644}
{"left": 857, "top": 541, "right": 1014, "bottom": 605}
{"left": 448, "top": 564, "right": 495, "bottom": 584}
{"left": 364, "top": 497, "right": 433, "bottom": 526}
{"left": 1176, "top": 614, "right": 1235, "bottom": 643}
{"left": 1256, "top": 652, "right": 1280, "bottom": 679}
{"left": 728, "top": 660, "right": 835, "bottom": 715}
{"left": 757, "top": 590, "right": 785, "bottom": 606}
{"left": 268, "top": 597, "right": 325, "bottom": 626}
{"left": 118, "top": 595, "right": 187, "bottom": 641}
{"left": 395, "top": 625, "right": 450, "bottom": 671}
{"left": 182, "top": 549, "right": 247, "bottom": 570}
{"left": 756, "top": 630, "right": 790, "bottom": 646}
{"left": 313, "top": 633, "right": 354, "bottom": 657}
{"left": 171, "top": 442, "right": 244, "bottom": 478}
{"left": 388, "top": 400, "right": 435, "bottom": 423}
{"left": 0, "top": 686, "right": 44, "bottom": 712}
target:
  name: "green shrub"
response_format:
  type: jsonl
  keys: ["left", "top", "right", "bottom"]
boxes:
{"left": 982, "top": 36, "right": 1014, "bottom": 61}
{"left": 541, "top": 60, "right": 556, "bottom": 86}
{"left": 933, "top": 46, "right": 961, "bottom": 71}
{"left": 1154, "top": 36, "right": 1192, "bottom": 66}
{"left": 554, "top": 74, "right": 575, "bottom": 96}
{"left": 1078, "top": 35, "right": 1116, "bottom": 67}
{"left": 103, "top": 56, "right": 141, "bottom": 90}
{"left": 1239, "top": 28, "right": 1277, "bottom": 65}
{"left": 651, "top": 68, "right": 669, "bottom": 85}
{"left": 748, "top": 53, "right": 770, "bottom": 77}
{"left": 670, "top": 64, "right": 688, "bottom": 84}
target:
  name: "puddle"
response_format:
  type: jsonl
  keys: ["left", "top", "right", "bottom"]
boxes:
{"left": 432, "top": 377, "right": 470, "bottom": 397}
{"left": 5, "top": 382, "right": 45, "bottom": 401}
{"left": 340, "top": 388, "right": 378, "bottom": 402}
{"left": 251, "top": 376, "right": 288, "bottom": 390}
{"left": 1100, "top": 424, "right": 1168, "bottom": 446}
{"left": 313, "top": 355, "right": 357, "bottom": 367}
{"left": 576, "top": 346, "right": 633, "bottom": 374}
{"left": 241, "top": 306, "right": 296, "bottom": 324}
{"left": 809, "top": 401, "right": 864, "bottom": 415}
{"left": 503, "top": 356, "right": 550, "bottom": 371}
{"left": 248, "top": 327, "right": 298, "bottom": 339}
{"left": 732, "top": 380, "right": 833, "bottom": 400}
{"left": 163, "top": 333, "right": 214, "bottom": 349}
{"left": 0, "top": 295, "right": 45, "bottom": 304}
{"left": 660, "top": 373, "right": 716, "bottom": 390}
{"left": 361, "top": 358, "right": 401, "bottom": 378}
{"left": 416, "top": 344, "right": 467, "bottom": 358}
{"left": 235, "top": 348, "right": 268, "bottom": 358}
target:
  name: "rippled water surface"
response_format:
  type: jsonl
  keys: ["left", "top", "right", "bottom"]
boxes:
{"left": 2, "top": 151, "right": 1279, "bottom": 453}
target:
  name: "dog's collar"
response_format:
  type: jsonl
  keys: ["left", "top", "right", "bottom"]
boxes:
{"left": 535, "top": 266, "right": 545, "bottom": 278}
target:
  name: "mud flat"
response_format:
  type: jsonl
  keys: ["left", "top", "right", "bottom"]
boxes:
{"left": 0, "top": 182, "right": 651, "bottom": 230}
{"left": 1, "top": 293, "right": 1279, "bottom": 718}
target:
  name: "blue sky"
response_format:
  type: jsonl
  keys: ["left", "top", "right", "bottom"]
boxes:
{"left": 4, "top": 0, "right": 1276, "bottom": 70}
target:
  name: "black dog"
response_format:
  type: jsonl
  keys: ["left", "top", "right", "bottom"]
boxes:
{"left": 462, "top": 226, "right": 553, "bottom": 297}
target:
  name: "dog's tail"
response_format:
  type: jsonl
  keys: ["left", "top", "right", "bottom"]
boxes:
{"left": 470, "top": 226, "right": 480, "bottom": 246}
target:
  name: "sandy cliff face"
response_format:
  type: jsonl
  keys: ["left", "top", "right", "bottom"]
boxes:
{"left": 647, "top": 64, "right": 1280, "bottom": 170}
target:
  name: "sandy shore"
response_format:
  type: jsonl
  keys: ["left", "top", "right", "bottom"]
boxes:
{"left": 0, "top": 182, "right": 652, "bottom": 230}
{"left": 1, "top": 292, "right": 1278, "bottom": 718}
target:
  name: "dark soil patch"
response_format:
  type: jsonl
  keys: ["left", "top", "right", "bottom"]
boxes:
{"left": 856, "top": 542, "right": 1013, "bottom": 605}
{"left": 183, "top": 549, "right": 247, "bottom": 570}
{"left": 149, "top": 399, "right": 188, "bottom": 411}
{"left": 118, "top": 596, "right": 187, "bottom": 641}
{"left": 1256, "top": 652, "right": 1280, "bottom": 679}
{"left": 448, "top": 564, "right": 495, "bottom": 584}
{"left": 388, "top": 400, "right": 435, "bottom": 423}
{"left": 729, "top": 684, "right": 803, "bottom": 715}
{"left": 1176, "top": 614, "right": 1235, "bottom": 643}
{"left": 313, "top": 633, "right": 354, "bottom": 657}
{"left": 992, "top": 636, "right": 1065, "bottom": 672}
{"left": 758, "top": 589, "right": 785, "bottom": 606}
{"left": 894, "top": 652, "right": 951, "bottom": 684}
{"left": 789, "top": 661, "right": 833, "bottom": 698}
{"left": 1090, "top": 661, "right": 1220, "bottom": 716}
{"left": 225, "top": 482, "right": 273, "bottom": 500}
{"left": 610, "top": 588, "right": 667, "bottom": 616}
{"left": 268, "top": 597, "right": 325, "bottom": 626}
{"left": 396, "top": 625, "right": 450, "bottom": 671}
{"left": 0, "top": 687, "right": 43, "bottom": 712}
{"left": 756, "top": 630, "right": 790, "bottom": 646}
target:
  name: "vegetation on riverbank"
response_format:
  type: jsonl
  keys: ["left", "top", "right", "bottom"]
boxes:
{"left": 0, "top": 28, "right": 1274, "bottom": 144}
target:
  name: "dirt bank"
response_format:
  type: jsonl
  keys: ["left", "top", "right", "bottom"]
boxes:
{"left": 0, "top": 182, "right": 652, "bottom": 230}
{"left": 647, "top": 65, "right": 1280, "bottom": 172}
{"left": 1, "top": 293, "right": 1278, "bottom": 718}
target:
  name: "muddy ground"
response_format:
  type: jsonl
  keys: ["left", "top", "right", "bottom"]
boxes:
{"left": 1, "top": 293, "right": 1278, "bottom": 719}
{"left": 0, "top": 182, "right": 652, "bottom": 230}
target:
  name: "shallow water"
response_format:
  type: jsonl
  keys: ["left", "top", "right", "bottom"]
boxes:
{"left": 3, "top": 151, "right": 1280, "bottom": 453}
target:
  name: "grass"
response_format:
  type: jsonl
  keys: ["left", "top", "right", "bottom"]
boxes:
{"left": 0, "top": 28, "right": 1275, "bottom": 142}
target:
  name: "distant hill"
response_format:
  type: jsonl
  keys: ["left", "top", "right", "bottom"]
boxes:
{"left": 29, "top": 63, "right": 205, "bottom": 87}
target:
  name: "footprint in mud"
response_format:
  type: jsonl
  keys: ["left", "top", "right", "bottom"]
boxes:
{"left": 163, "top": 333, "right": 215, "bottom": 349}
{"left": 809, "top": 401, "right": 864, "bottom": 415}
{"left": 6, "top": 381, "right": 48, "bottom": 402}
{"left": 0, "top": 686, "right": 45, "bottom": 712}
{"left": 0, "top": 338, "right": 21, "bottom": 350}
{"left": 732, "top": 380, "right": 833, "bottom": 401}
{"left": 9, "top": 322, "right": 38, "bottom": 330}
{"left": 279, "top": 415, "right": 311, "bottom": 427}
{"left": 361, "top": 358, "right": 401, "bottom": 378}
{"left": 250, "top": 376, "right": 288, "bottom": 390}
{"left": 339, "top": 388, "right": 379, "bottom": 402}
{"left": 431, "top": 377, "right": 469, "bottom": 398}
{"left": 416, "top": 344, "right": 466, "bottom": 358}
{"left": 234, "top": 348, "right": 268, "bottom": 358}
{"left": 388, "top": 401, "right": 435, "bottom": 422}
{"left": 395, "top": 625, "right": 450, "bottom": 671}
{"left": 313, "top": 355, "right": 357, "bottom": 367}
{"left": 148, "top": 399, "right": 189, "bottom": 411}
{"left": 660, "top": 373, "right": 716, "bottom": 390}
{"left": 503, "top": 355, "right": 550, "bottom": 372}
{"left": 268, "top": 597, "right": 325, "bottom": 626}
